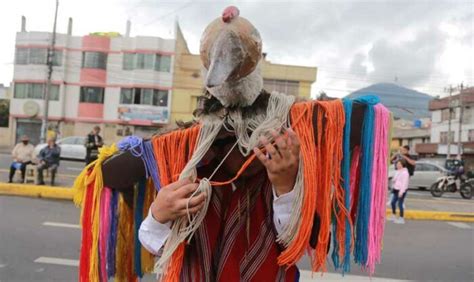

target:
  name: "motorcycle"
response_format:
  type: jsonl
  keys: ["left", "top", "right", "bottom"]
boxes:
{"left": 430, "top": 172, "right": 472, "bottom": 199}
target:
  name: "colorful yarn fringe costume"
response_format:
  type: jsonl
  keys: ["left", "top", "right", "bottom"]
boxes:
{"left": 73, "top": 6, "right": 392, "bottom": 282}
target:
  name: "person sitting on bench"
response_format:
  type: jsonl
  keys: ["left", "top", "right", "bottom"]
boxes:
{"left": 37, "top": 137, "right": 61, "bottom": 186}
{"left": 8, "top": 135, "right": 34, "bottom": 183}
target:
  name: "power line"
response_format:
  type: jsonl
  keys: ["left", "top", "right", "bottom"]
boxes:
{"left": 142, "top": 1, "right": 196, "bottom": 27}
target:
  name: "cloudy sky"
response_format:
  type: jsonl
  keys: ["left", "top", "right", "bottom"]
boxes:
{"left": 0, "top": 0, "right": 472, "bottom": 98}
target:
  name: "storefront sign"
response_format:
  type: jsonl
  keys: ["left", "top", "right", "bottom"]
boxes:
{"left": 118, "top": 105, "right": 169, "bottom": 124}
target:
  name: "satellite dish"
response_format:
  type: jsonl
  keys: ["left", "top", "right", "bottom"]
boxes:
{"left": 23, "top": 100, "right": 40, "bottom": 117}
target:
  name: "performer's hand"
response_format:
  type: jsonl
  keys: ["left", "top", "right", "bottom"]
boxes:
{"left": 253, "top": 128, "right": 300, "bottom": 197}
{"left": 150, "top": 179, "right": 207, "bottom": 224}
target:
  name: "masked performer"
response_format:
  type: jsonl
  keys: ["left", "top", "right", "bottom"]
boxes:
{"left": 74, "top": 6, "right": 391, "bottom": 282}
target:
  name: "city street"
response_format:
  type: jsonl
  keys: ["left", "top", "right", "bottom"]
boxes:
{"left": 0, "top": 196, "right": 473, "bottom": 282}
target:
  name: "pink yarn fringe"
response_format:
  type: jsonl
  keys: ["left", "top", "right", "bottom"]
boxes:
{"left": 99, "top": 187, "right": 112, "bottom": 282}
{"left": 366, "top": 104, "right": 390, "bottom": 274}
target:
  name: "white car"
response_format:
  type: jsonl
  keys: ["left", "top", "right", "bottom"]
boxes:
{"left": 388, "top": 161, "right": 448, "bottom": 190}
{"left": 34, "top": 136, "right": 87, "bottom": 161}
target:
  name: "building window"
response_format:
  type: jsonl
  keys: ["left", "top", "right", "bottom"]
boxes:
{"left": 82, "top": 52, "right": 107, "bottom": 69}
{"left": 15, "top": 48, "right": 62, "bottom": 66}
{"left": 15, "top": 48, "right": 29, "bottom": 64}
{"left": 469, "top": 130, "right": 474, "bottom": 142}
{"left": 441, "top": 108, "right": 457, "bottom": 121}
{"left": 440, "top": 131, "right": 455, "bottom": 144}
{"left": 135, "top": 53, "right": 155, "bottom": 70}
{"left": 462, "top": 109, "right": 472, "bottom": 124}
{"left": 122, "top": 53, "right": 172, "bottom": 72}
{"left": 80, "top": 87, "right": 104, "bottom": 103}
{"left": 263, "top": 79, "right": 300, "bottom": 96}
{"left": 120, "top": 88, "right": 168, "bottom": 106}
{"left": 155, "top": 55, "right": 171, "bottom": 72}
{"left": 14, "top": 83, "right": 59, "bottom": 100}
{"left": 29, "top": 48, "right": 47, "bottom": 64}
{"left": 123, "top": 53, "right": 135, "bottom": 70}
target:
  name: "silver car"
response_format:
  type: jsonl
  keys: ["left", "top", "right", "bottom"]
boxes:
{"left": 34, "top": 136, "right": 87, "bottom": 161}
{"left": 388, "top": 161, "right": 448, "bottom": 190}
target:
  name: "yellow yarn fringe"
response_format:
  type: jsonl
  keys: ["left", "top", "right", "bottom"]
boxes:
{"left": 115, "top": 193, "right": 135, "bottom": 282}
{"left": 72, "top": 144, "right": 118, "bottom": 281}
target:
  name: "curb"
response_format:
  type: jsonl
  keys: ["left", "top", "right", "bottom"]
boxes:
{"left": 0, "top": 183, "right": 473, "bottom": 223}
{"left": 387, "top": 210, "right": 474, "bottom": 223}
{"left": 0, "top": 183, "right": 74, "bottom": 200}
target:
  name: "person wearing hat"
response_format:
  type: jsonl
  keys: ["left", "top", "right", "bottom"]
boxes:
{"left": 9, "top": 135, "right": 35, "bottom": 183}
{"left": 37, "top": 137, "right": 61, "bottom": 186}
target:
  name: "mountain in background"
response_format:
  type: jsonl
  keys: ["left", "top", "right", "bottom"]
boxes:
{"left": 346, "top": 83, "right": 433, "bottom": 120}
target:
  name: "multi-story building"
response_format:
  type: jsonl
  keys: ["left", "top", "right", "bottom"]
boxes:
{"left": 10, "top": 18, "right": 175, "bottom": 145}
{"left": 8, "top": 18, "right": 317, "bottom": 146}
{"left": 416, "top": 87, "right": 474, "bottom": 171}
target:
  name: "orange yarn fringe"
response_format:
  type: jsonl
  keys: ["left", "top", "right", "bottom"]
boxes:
{"left": 277, "top": 100, "right": 349, "bottom": 273}
{"left": 152, "top": 100, "right": 350, "bottom": 279}
{"left": 151, "top": 125, "right": 201, "bottom": 282}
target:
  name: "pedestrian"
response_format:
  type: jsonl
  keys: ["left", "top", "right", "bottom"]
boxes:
{"left": 390, "top": 145, "right": 416, "bottom": 176}
{"left": 85, "top": 125, "right": 103, "bottom": 164}
{"left": 389, "top": 159, "right": 409, "bottom": 224}
{"left": 8, "top": 135, "right": 34, "bottom": 183}
{"left": 37, "top": 137, "right": 61, "bottom": 186}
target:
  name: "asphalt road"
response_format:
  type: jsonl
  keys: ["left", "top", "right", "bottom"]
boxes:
{"left": 0, "top": 196, "right": 473, "bottom": 282}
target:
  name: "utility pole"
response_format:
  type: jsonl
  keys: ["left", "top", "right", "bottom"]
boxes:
{"left": 40, "top": 0, "right": 59, "bottom": 143}
{"left": 445, "top": 85, "right": 453, "bottom": 160}
{"left": 457, "top": 83, "right": 464, "bottom": 160}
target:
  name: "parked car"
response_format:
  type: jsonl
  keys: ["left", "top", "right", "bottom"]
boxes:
{"left": 34, "top": 136, "right": 87, "bottom": 161}
{"left": 388, "top": 161, "right": 448, "bottom": 190}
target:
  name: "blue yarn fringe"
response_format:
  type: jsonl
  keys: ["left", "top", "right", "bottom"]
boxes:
{"left": 118, "top": 136, "right": 161, "bottom": 191}
{"left": 353, "top": 95, "right": 379, "bottom": 266}
{"left": 106, "top": 190, "right": 119, "bottom": 279}
{"left": 134, "top": 179, "right": 146, "bottom": 278}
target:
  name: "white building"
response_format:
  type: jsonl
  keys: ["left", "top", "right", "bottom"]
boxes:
{"left": 416, "top": 87, "right": 474, "bottom": 171}
{"left": 9, "top": 17, "right": 175, "bottom": 145}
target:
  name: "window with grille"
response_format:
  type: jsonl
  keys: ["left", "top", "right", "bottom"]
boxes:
{"left": 120, "top": 88, "right": 169, "bottom": 107}
{"left": 122, "top": 53, "right": 172, "bottom": 72}
{"left": 15, "top": 48, "right": 62, "bottom": 66}
{"left": 80, "top": 87, "right": 104, "bottom": 103}
{"left": 82, "top": 52, "right": 108, "bottom": 69}
{"left": 440, "top": 131, "right": 455, "bottom": 144}
{"left": 14, "top": 83, "right": 60, "bottom": 100}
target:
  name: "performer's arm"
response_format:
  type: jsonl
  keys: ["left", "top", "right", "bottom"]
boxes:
{"left": 139, "top": 209, "right": 172, "bottom": 255}
{"left": 138, "top": 179, "right": 205, "bottom": 254}
{"left": 254, "top": 129, "right": 300, "bottom": 235}
{"left": 272, "top": 187, "right": 296, "bottom": 235}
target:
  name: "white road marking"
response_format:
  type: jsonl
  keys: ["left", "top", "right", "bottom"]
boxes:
{"left": 42, "top": 221, "right": 81, "bottom": 229}
{"left": 0, "top": 263, "right": 7, "bottom": 268}
{"left": 447, "top": 222, "right": 472, "bottom": 229}
{"left": 34, "top": 257, "right": 79, "bottom": 267}
{"left": 299, "top": 270, "right": 409, "bottom": 281}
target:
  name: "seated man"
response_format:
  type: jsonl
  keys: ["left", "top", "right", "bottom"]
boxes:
{"left": 37, "top": 138, "right": 61, "bottom": 186}
{"left": 8, "top": 135, "right": 35, "bottom": 183}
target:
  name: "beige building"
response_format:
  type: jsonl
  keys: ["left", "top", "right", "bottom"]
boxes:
{"left": 170, "top": 25, "right": 317, "bottom": 122}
